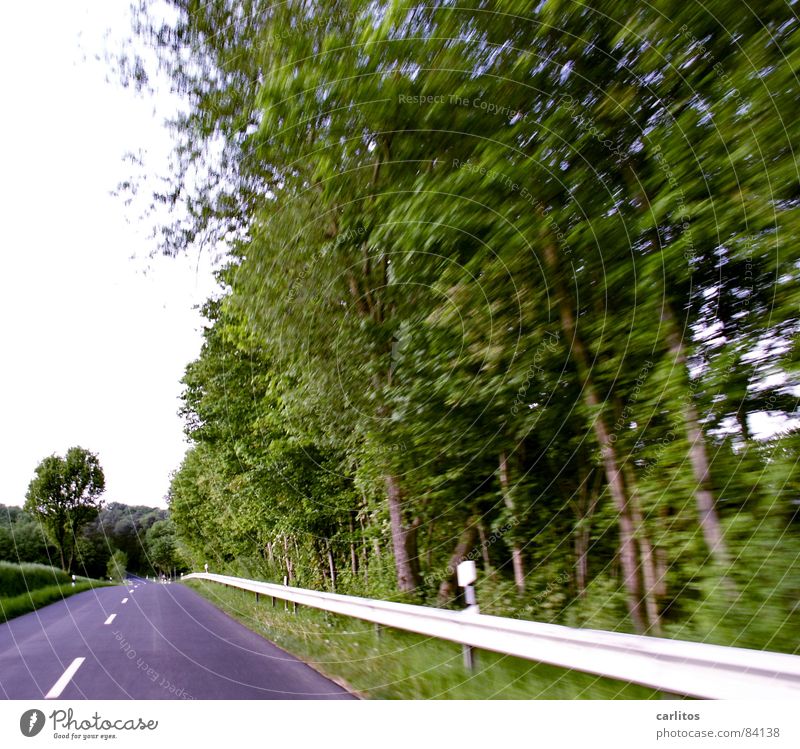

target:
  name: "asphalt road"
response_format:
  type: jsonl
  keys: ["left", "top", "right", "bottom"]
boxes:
{"left": 0, "top": 578, "right": 354, "bottom": 700}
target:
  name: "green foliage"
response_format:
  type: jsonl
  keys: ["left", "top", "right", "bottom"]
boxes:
{"left": 0, "top": 561, "right": 72, "bottom": 597}
{"left": 132, "top": 0, "right": 799, "bottom": 652}
{"left": 106, "top": 550, "right": 128, "bottom": 582}
{"left": 0, "top": 581, "right": 111, "bottom": 624}
{"left": 0, "top": 505, "right": 53, "bottom": 565}
{"left": 24, "top": 447, "right": 105, "bottom": 572}
{"left": 1, "top": 501, "right": 176, "bottom": 578}
{"left": 97, "top": 502, "right": 171, "bottom": 575}
{"left": 145, "top": 519, "right": 183, "bottom": 574}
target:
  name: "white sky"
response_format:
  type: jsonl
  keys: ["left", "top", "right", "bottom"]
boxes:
{"left": 0, "top": 1, "right": 218, "bottom": 508}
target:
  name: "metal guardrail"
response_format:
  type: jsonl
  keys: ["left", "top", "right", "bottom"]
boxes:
{"left": 183, "top": 572, "right": 800, "bottom": 699}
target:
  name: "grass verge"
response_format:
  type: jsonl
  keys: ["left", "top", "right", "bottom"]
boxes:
{"left": 0, "top": 561, "right": 74, "bottom": 597}
{"left": 185, "top": 579, "right": 662, "bottom": 699}
{"left": 0, "top": 580, "right": 113, "bottom": 623}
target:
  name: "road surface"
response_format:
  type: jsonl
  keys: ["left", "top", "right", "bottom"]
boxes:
{"left": 0, "top": 578, "right": 353, "bottom": 699}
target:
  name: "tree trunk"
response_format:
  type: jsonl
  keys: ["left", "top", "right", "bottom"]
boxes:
{"left": 385, "top": 473, "right": 419, "bottom": 592}
{"left": 655, "top": 541, "right": 668, "bottom": 598}
{"left": 282, "top": 535, "right": 294, "bottom": 584}
{"left": 66, "top": 530, "right": 75, "bottom": 575}
{"left": 498, "top": 452, "right": 525, "bottom": 593}
{"left": 357, "top": 511, "right": 369, "bottom": 582}
{"left": 575, "top": 529, "right": 588, "bottom": 597}
{"left": 571, "top": 466, "right": 601, "bottom": 598}
{"left": 737, "top": 405, "right": 751, "bottom": 442}
{"left": 348, "top": 513, "right": 359, "bottom": 576}
{"left": 543, "top": 243, "right": 646, "bottom": 633}
{"left": 661, "top": 301, "right": 732, "bottom": 571}
{"left": 476, "top": 522, "right": 492, "bottom": 572}
{"left": 327, "top": 542, "right": 337, "bottom": 591}
{"left": 437, "top": 522, "right": 479, "bottom": 604}
{"left": 625, "top": 467, "right": 661, "bottom": 635}
{"left": 587, "top": 390, "right": 646, "bottom": 633}
{"left": 406, "top": 516, "right": 422, "bottom": 585}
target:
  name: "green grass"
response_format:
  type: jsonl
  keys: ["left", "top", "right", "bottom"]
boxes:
{"left": 0, "top": 562, "right": 113, "bottom": 623}
{"left": 0, "top": 561, "right": 74, "bottom": 597}
{"left": 185, "top": 579, "right": 662, "bottom": 699}
{"left": 0, "top": 582, "right": 112, "bottom": 623}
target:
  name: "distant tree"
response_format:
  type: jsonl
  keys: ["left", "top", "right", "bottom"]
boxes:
{"left": 74, "top": 522, "right": 113, "bottom": 579}
{"left": 0, "top": 504, "right": 55, "bottom": 565}
{"left": 11, "top": 513, "right": 55, "bottom": 565}
{"left": 24, "top": 447, "right": 105, "bottom": 572}
{"left": 0, "top": 524, "right": 12, "bottom": 562}
{"left": 145, "top": 519, "right": 179, "bottom": 575}
{"left": 107, "top": 549, "right": 128, "bottom": 582}
{"left": 98, "top": 502, "right": 168, "bottom": 574}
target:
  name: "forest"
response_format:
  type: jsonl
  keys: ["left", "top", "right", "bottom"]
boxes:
{"left": 0, "top": 503, "right": 182, "bottom": 579}
{"left": 123, "top": 1, "right": 800, "bottom": 653}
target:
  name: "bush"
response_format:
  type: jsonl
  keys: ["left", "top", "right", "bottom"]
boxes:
{"left": 0, "top": 581, "right": 108, "bottom": 623}
{"left": 107, "top": 550, "right": 128, "bottom": 582}
{"left": 0, "top": 562, "right": 72, "bottom": 597}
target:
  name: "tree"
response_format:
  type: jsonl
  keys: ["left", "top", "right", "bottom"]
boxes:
{"left": 24, "top": 447, "right": 105, "bottom": 572}
{"left": 100, "top": 503, "right": 167, "bottom": 574}
{"left": 128, "top": 0, "right": 800, "bottom": 648}
{"left": 107, "top": 550, "right": 128, "bottom": 582}
{"left": 0, "top": 504, "right": 54, "bottom": 565}
{"left": 145, "top": 519, "right": 179, "bottom": 575}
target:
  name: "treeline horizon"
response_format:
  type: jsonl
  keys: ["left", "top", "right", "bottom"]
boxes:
{"left": 122, "top": 1, "right": 800, "bottom": 653}
{"left": 0, "top": 502, "right": 184, "bottom": 579}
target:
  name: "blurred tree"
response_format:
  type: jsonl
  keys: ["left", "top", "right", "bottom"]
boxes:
{"left": 145, "top": 519, "right": 179, "bottom": 575}
{"left": 127, "top": 0, "right": 800, "bottom": 647}
{"left": 107, "top": 549, "right": 128, "bottom": 582}
{"left": 24, "top": 447, "right": 105, "bottom": 572}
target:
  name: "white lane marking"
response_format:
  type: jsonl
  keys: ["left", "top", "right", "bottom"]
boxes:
{"left": 121, "top": 598, "right": 128, "bottom": 604}
{"left": 104, "top": 614, "right": 116, "bottom": 625}
{"left": 45, "top": 657, "right": 85, "bottom": 699}
{"left": 128, "top": 589, "right": 134, "bottom": 594}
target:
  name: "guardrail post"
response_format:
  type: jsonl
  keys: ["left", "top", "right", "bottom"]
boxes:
{"left": 463, "top": 644, "right": 476, "bottom": 671}
{"left": 283, "top": 577, "right": 288, "bottom": 612}
{"left": 374, "top": 623, "right": 383, "bottom": 640}
{"left": 457, "top": 561, "right": 479, "bottom": 672}
{"left": 256, "top": 592, "right": 260, "bottom": 603}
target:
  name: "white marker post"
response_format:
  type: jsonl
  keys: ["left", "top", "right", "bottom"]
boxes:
{"left": 457, "top": 560, "right": 479, "bottom": 671}
{"left": 71, "top": 574, "right": 76, "bottom": 588}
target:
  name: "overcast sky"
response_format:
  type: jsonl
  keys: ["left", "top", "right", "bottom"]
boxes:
{"left": 0, "top": 2, "right": 217, "bottom": 508}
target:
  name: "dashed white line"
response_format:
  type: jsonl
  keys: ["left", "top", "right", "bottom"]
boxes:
{"left": 104, "top": 614, "right": 116, "bottom": 625}
{"left": 45, "top": 657, "right": 85, "bottom": 699}
{"left": 121, "top": 598, "right": 128, "bottom": 604}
